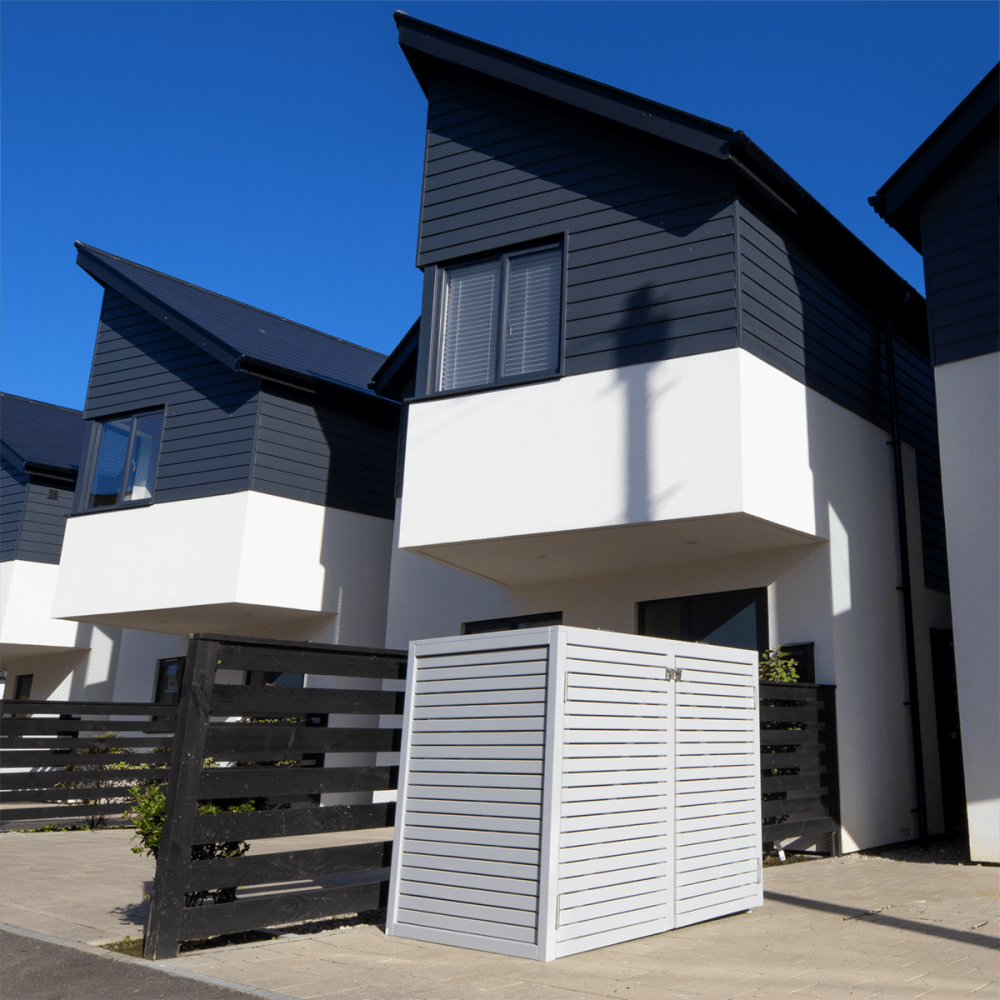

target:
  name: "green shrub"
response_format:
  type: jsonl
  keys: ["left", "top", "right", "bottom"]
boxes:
{"left": 124, "top": 784, "right": 256, "bottom": 907}
{"left": 758, "top": 646, "right": 800, "bottom": 683}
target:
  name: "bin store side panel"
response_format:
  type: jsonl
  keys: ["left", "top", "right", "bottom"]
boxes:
{"left": 673, "top": 652, "right": 763, "bottom": 926}
{"left": 388, "top": 636, "right": 550, "bottom": 959}
{"left": 554, "top": 639, "right": 676, "bottom": 959}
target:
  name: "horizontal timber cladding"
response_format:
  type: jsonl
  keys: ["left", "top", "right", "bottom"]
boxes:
{"left": 418, "top": 72, "right": 739, "bottom": 376}
{"left": 84, "top": 289, "right": 259, "bottom": 504}
{"left": 388, "top": 627, "right": 761, "bottom": 961}
{"left": 736, "top": 199, "right": 949, "bottom": 591}
{"left": 0, "top": 462, "right": 28, "bottom": 561}
{"left": 0, "top": 700, "right": 177, "bottom": 828}
{"left": 920, "top": 131, "right": 999, "bottom": 366}
{"left": 252, "top": 384, "right": 399, "bottom": 519}
{"left": 142, "top": 635, "right": 407, "bottom": 961}
{"left": 14, "top": 481, "right": 75, "bottom": 563}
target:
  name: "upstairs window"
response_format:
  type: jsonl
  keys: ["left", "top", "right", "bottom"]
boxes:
{"left": 438, "top": 244, "right": 563, "bottom": 392}
{"left": 87, "top": 410, "right": 164, "bottom": 508}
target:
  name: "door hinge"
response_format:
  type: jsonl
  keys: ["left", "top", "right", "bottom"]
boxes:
{"left": 665, "top": 667, "right": 683, "bottom": 682}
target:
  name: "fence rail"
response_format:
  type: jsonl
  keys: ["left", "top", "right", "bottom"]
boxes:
{"left": 0, "top": 700, "right": 175, "bottom": 827}
{"left": 143, "top": 633, "right": 406, "bottom": 960}
{"left": 760, "top": 681, "right": 839, "bottom": 854}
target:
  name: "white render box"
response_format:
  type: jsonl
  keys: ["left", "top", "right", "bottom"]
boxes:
{"left": 386, "top": 626, "right": 762, "bottom": 961}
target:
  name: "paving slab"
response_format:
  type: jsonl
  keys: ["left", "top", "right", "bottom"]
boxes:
{"left": 1, "top": 829, "right": 998, "bottom": 1000}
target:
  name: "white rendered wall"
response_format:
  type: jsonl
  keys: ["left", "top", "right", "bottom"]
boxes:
{"left": 52, "top": 492, "right": 393, "bottom": 645}
{"left": 934, "top": 351, "right": 999, "bottom": 863}
{"left": 398, "top": 350, "right": 820, "bottom": 584}
{"left": 386, "top": 351, "right": 951, "bottom": 852}
{"left": 1, "top": 560, "right": 86, "bottom": 657}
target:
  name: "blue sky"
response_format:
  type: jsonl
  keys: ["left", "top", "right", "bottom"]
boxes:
{"left": 3, "top": 1, "right": 997, "bottom": 410}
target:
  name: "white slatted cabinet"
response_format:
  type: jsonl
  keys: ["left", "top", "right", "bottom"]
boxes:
{"left": 387, "top": 627, "right": 761, "bottom": 961}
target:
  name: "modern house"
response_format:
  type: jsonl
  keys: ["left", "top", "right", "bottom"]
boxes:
{"left": 51, "top": 244, "right": 401, "bottom": 656}
{"left": 870, "top": 64, "right": 999, "bottom": 863}
{"left": 381, "top": 15, "right": 954, "bottom": 855}
{"left": 0, "top": 393, "right": 182, "bottom": 702}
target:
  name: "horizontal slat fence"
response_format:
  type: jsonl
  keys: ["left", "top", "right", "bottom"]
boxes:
{"left": 144, "top": 634, "right": 407, "bottom": 960}
{"left": 759, "top": 682, "right": 839, "bottom": 854}
{"left": 0, "top": 700, "right": 175, "bottom": 829}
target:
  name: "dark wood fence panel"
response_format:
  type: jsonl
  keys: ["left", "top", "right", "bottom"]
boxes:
{"left": 144, "top": 633, "right": 406, "bottom": 960}
{"left": 0, "top": 701, "right": 175, "bottom": 827}
{"left": 760, "top": 682, "right": 839, "bottom": 854}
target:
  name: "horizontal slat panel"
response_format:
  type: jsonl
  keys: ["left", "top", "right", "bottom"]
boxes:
{"left": 676, "top": 843, "right": 759, "bottom": 873}
{"left": 560, "top": 808, "right": 668, "bottom": 833}
{"left": 411, "top": 703, "right": 543, "bottom": 720}
{"left": 402, "top": 838, "right": 538, "bottom": 865}
{"left": 400, "top": 851, "right": 538, "bottom": 882}
{"left": 404, "top": 810, "right": 540, "bottom": 835}
{"left": 676, "top": 858, "right": 756, "bottom": 887}
{"left": 409, "top": 731, "right": 544, "bottom": 746}
{"left": 401, "top": 824, "right": 539, "bottom": 850}
{"left": 394, "top": 906, "right": 536, "bottom": 944}
{"left": 399, "top": 879, "right": 536, "bottom": 912}
{"left": 397, "top": 893, "right": 535, "bottom": 929}
{"left": 557, "top": 862, "right": 670, "bottom": 896}
{"left": 400, "top": 866, "right": 537, "bottom": 898}
{"left": 676, "top": 822, "right": 758, "bottom": 848}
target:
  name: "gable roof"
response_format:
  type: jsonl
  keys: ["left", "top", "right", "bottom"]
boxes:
{"left": 395, "top": 13, "right": 927, "bottom": 347}
{"left": 75, "top": 243, "right": 391, "bottom": 399}
{"left": 870, "top": 63, "right": 999, "bottom": 253}
{"left": 0, "top": 393, "right": 86, "bottom": 478}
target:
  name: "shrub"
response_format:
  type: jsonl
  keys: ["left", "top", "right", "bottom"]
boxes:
{"left": 758, "top": 646, "right": 800, "bottom": 683}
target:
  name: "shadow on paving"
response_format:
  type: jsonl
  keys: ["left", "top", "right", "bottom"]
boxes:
{"left": 0, "top": 930, "right": 254, "bottom": 1000}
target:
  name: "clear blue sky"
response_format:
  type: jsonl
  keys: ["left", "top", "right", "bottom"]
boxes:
{"left": 3, "top": 1, "right": 997, "bottom": 411}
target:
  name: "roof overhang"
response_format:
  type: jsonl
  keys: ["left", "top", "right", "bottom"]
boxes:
{"left": 75, "top": 243, "right": 396, "bottom": 407}
{"left": 870, "top": 63, "right": 999, "bottom": 253}
{"left": 395, "top": 13, "right": 927, "bottom": 352}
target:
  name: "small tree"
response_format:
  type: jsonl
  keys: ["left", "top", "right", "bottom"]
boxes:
{"left": 758, "top": 646, "right": 800, "bottom": 683}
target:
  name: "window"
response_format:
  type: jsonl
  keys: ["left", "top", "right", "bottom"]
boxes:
{"left": 464, "top": 611, "right": 563, "bottom": 634}
{"left": 87, "top": 410, "right": 164, "bottom": 508}
{"left": 438, "top": 244, "right": 563, "bottom": 392}
{"left": 13, "top": 674, "right": 33, "bottom": 700}
{"left": 638, "top": 588, "right": 767, "bottom": 651}
{"left": 154, "top": 657, "right": 185, "bottom": 705}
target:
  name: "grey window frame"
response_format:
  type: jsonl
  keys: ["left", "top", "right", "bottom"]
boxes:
{"left": 432, "top": 241, "right": 566, "bottom": 395}
{"left": 81, "top": 408, "right": 165, "bottom": 511}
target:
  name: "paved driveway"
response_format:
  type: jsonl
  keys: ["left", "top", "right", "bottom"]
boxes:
{"left": 1, "top": 830, "right": 996, "bottom": 999}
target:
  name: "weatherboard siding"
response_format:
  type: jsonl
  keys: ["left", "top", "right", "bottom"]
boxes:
{"left": 0, "top": 463, "right": 28, "bottom": 562}
{"left": 735, "top": 199, "right": 949, "bottom": 591}
{"left": 920, "top": 131, "right": 999, "bottom": 366}
{"left": 251, "top": 387, "right": 398, "bottom": 519}
{"left": 418, "top": 72, "right": 739, "bottom": 378}
{"left": 15, "top": 483, "right": 74, "bottom": 564}
{"left": 82, "top": 290, "right": 259, "bottom": 505}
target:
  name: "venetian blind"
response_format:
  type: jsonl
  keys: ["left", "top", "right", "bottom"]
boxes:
{"left": 503, "top": 248, "right": 562, "bottom": 378}
{"left": 439, "top": 260, "right": 500, "bottom": 391}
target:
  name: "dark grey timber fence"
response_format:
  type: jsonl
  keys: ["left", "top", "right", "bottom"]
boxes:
{"left": 0, "top": 700, "right": 175, "bottom": 829}
{"left": 760, "top": 682, "right": 840, "bottom": 854}
{"left": 144, "top": 634, "right": 406, "bottom": 960}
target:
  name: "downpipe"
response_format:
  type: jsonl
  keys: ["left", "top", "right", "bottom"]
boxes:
{"left": 885, "top": 296, "right": 929, "bottom": 848}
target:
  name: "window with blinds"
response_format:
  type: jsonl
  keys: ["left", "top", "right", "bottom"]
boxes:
{"left": 438, "top": 245, "right": 563, "bottom": 392}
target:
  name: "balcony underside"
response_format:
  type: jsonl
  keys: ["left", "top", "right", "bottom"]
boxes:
{"left": 57, "top": 602, "right": 337, "bottom": 639}
{"left": 404, "top": 512, "right": 822, "bottom": 587}
{"left": 0, "top": 642, "right": 88, "bottom": 663}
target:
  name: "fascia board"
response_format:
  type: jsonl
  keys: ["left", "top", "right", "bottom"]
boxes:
{"left": 239, "top": 357, "right": 399, "bottom": 407}
{"left": 871, "top": 64, "right": 999, "bottom": 247}
{"left": 75, "top": 248, "right": 244, "bottom": 373}
{"left": 396, "top": 14, "right": 734, "bottom": 163}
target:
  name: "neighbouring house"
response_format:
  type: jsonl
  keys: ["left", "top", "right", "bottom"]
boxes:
{"left": 0, "top": 393, "right": 182, "bottom": 702}
{"left": 870, "top": 63, "right": 999, "bottom": 863}
{"left": 381, "top": 14, "right": 954, "bottom": 855}
{"left": 44, "top": 244, "right": 402, "bottom": 698}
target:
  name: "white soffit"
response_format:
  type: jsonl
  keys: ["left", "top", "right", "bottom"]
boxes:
{"left": 406, "top": 511, "right": 822, "bottom": 587}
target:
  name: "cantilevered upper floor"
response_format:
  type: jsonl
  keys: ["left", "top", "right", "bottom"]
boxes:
{"left": 392, "top": 15, "right": 949, "bottom": 591}
{"left": 51, "top": 247, "right": 400, "bottom": 645}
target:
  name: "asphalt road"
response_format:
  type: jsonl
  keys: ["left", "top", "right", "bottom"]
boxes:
{"left": 0, "top": 930, "right": 261, "bottom": 1000}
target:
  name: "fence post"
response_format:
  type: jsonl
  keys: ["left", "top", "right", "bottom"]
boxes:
{"left": 144, "top": 638, "right": 219, "bottom": 960}
{"left": 818, "top": 684, "right": 841, "bottom": 857}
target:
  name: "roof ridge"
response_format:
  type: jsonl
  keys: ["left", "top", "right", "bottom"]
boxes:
{"left": 74, "top": 242, "right": 388, "bottom": 362}
{"left": 0, "top": 392, "right": 84, "bottom": 416}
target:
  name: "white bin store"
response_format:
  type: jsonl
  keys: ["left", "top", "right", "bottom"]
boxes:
{"left": 386, "top": 626, "right": 762, "bottom": 961}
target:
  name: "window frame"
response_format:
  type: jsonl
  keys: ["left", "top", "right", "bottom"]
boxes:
{"left": 430, "top": 240, "right": 567, "bottom": 396}
{"left": 463, "top": 611, "right": 563, "bottom": 635}
{"left": 637, "top": 587, "right": 769, "bottom": 652}
{"left": 81, "top": 408, "right": 165, "bottom": 512}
